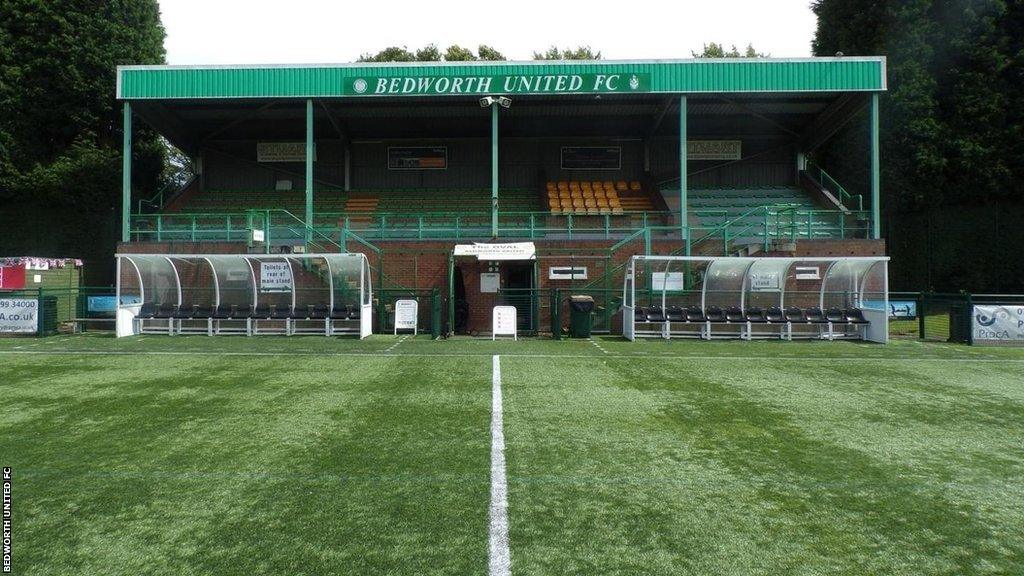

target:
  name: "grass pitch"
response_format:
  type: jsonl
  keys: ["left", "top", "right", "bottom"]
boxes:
{"left": 2, "top": 334, "right": 1024, "bottom": 575}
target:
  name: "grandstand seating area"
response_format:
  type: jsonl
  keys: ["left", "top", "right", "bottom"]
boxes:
{"left": 686, "top": 186, "right": 849, "bottom": 239}
{"left": 166, "top": 188, "right": 543, "bottom": 218}
{"left": 545, "top": 180, "right": 660, "bottom": 215}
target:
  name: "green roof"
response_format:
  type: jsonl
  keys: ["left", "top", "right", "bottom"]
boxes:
{"left": 117, "top": 58, "right": 886, "bottom": 100}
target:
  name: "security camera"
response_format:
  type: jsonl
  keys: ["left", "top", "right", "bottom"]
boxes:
{"left": 835, "top": 51, "right": 844, "bottom": 57}
{"left": 497, "top": 96, "right": 512, "bottom": 108}
{"left": 479, "top": 96, "right": 496, "bottom": 108}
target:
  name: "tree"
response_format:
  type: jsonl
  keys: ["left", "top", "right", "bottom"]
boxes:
{"left": 692, "top": 43, "right": 769, "bottom": 58}
{"left": 444, "top": 45, "right": 477, "bottom": 61}
{"left": 533, "top": 46, "right": 602, "bottom": 60}
{"left": 0, "top": 0, "right": 166, "bottom": 281}
{"left": 477, "top": 45, "right": 506, "bottom": 61}
{"left": 811, "top": 0, "right": 1024, "bottom": 291}
{"left": 357, "top": 46, "right": 418, "bottom": 62}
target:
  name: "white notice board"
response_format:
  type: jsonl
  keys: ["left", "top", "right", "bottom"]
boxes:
{"left": 492, "top": 306, "right": 517, "bottom": 340}
{"left": 394, "top": 299, "right": 418, "bottom": 335}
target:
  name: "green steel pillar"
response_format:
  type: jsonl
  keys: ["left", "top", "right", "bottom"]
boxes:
{"left": 305, "top": 99, "right": 314, "bottom": 243}
{"left": 870, "top": 92, "right": 881, "bottom": 239}
{"left": 121, "top": 102, "right": 132, "bottom": 242}
{"left": 491, "top": 104, "right": 499, "bottom": 238}
{"left": 679, "top": 95, "right": 689, "bottom": 251}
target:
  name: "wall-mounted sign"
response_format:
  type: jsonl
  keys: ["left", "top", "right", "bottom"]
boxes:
{"left": 493, "top": 306, "right": 518, "bottom": 340}
{"left": 454, "top": 242, "right": 536, "bottom": 261}
{"left": 260, "top": 262, "right": 292, "bottom": 293}
{"left": 651, "top": 272, "right": 685, "bottom": 291}
{"left": 480, "top": 272, "right": 500, "bottom": 293}
{"left": 560, "top": 147, "right": 621, "bottom": 170}
{"left": 394, "top": 299, "right": 418, "bottom": 335}
{"left": 0, "top": 298, "right": 38, "bottom": 334}
{"left": 0, "top": 264, "right": 26, "bottom": 290}
{"left": 794, "top": 266, "right": 820, "bottom": 280}
{"left": 252, "top": 229, "right": 265, "bottom": 243}
{"left": 972, "top": 305, "right": 1024, "bottom": 345}
{"left": 349, "top": 73, "right": 651, "bottom": 96}
{"left": 548, "top": 266, "right": 588, "bottom": 281}
{"left": 257, "top": 142, "right": 316, "bottom": 163}
{"left": 687, "top": 140, "right": 742, "bottom": 161}
{"left": 750, "top": 272, "right": 781, "bottom": 291}
{"left": 387, "top": 146, "right": 447, "bottom": 170}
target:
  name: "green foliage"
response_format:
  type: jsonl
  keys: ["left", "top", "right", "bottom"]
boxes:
{"left": 532, "top": 46, "right": 602, "bottom": 60}
{"left": 443, "top": 44, "right": 477, "bottom": 61}
{"left": 692, "top": 42, "right": 769, "bottom": 58}
{"left": 0, "top": 0, "right": 165, "bottom": 268}
{"left": 477, "top": 45, "right": 506, "bottom": 61}
{"left": 812, "top": 0, "right": 1023, "bottom": 290}
{"left": 360, "top": 44, "right": 508, "bottom": 62}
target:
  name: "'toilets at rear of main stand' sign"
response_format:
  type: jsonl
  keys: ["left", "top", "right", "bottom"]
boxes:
{"left": 260, "top": 262, "right": 292, "bottom": 293}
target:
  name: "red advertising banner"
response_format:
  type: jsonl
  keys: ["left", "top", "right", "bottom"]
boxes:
{"left": 0, "top": 263, "right": 27, "bottom": 290}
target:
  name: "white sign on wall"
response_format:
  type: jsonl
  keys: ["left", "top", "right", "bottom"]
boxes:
{"left": 492, "top": 306, "right": 518, "bottom": 340}
{"left": 750, "top": 273, "right": 781, "bottom": 291}
{"left": 0, "top": 298, "right": 39, "bottom": 334}
{"left": 257, "top": 142, "right": 316, "bottom": 163}
{"left": 260, "top": 262, "right": 292, "bottom": 293}
{"left": 454, "top": 242, "right": 536, "bottom": 261}
{"left": 480, "top": 272, "right": 500, "bottom": 293}
{"left": 651, "top": 272, "right": 685, "bottom": 291}
{"left": 973, "top": 305, "right": 1024, "bottom": 345}
{"left": 394, "top": 299, "right": 418, "bottom": 335}
{"left": 687, "top": 140, "right": 742, "bottom": 160}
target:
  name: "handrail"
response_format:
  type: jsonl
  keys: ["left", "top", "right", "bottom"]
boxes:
{"left": 806, "top": 161, "right": 863, "bottom": 212}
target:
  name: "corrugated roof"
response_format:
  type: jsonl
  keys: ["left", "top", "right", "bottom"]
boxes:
{"left": 118, "top": 58, "right": 886, "bottom": 100}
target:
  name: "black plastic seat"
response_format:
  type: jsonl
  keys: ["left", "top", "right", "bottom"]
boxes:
{"left": 825, "top": 307, "right": 846, "bottom": 323}
{"left": 172, "top": 305, "right": 197, "bottom": 319}
{"left": 665, "top": 306, "right": 685, "bottom": 322}
{"left": 646, "top": 306, "right": 666, "bottom": 322}
{"left": 725, "top": 306, "right": 745, "bottom": 322}
{"left": 348, "top": 306, "right": 361, "bottom": 320}
{"left": 251, "top": 304, "right": 272, "bottom": 319}
{"left": 330, "top": 305, "right": 350, "bottom": 320}
{"left": 212, "top": 304, "right": 235, "bottom": 319}
{"left": 805, "top": 307, "right": 827, "bottom": 323}
{"left": 845, "top": 308, "right": 869, "bottom": 324}
{"left": 192, "top": 305, "right": 214, "bottom": 319}
{"left": 686, "top": 306, "right": 706, "bottom": 322}
{"left": 745, "top": 307, "right": 767, "bottom": 323}
{"left": 154, "top": 303, "right": 178, "bottom": 318}
{"left": 271, "top": 305, "right": 292, "bottom": 320}
{"left": 309, "top": 304, "right": 329, "bottom": 320}
{"left": 634, "top": 307, "right": 647, "bottom": 322}
{"left": 705, "top": 306, "right": 726, "bottom": 322}
{"left": 784, "top": 306, "right": 806, "bottom": 323}
{"left": 765, "top": 306, "right": 785, "bottom": 323}
{"left": 137, "top": 303, "right": 158, "bottom": 319}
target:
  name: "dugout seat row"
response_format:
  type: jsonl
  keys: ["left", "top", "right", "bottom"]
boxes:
{"left": 633, "top": 305, "right": 869, "bottom": 340}
{"left": 134, "top": 302, "right": 361, "bottom": 336}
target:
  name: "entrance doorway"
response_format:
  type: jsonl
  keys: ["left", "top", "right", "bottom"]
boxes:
{"left": 502, "top": 263, "right": 536, "bottom": 331}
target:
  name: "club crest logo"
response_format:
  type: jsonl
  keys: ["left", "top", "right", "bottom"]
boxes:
{"left": 353, "top": 78, "right": 368, "bottom": 94}
{"left": 629, "top": 75, "right": 640, "bottom": 90}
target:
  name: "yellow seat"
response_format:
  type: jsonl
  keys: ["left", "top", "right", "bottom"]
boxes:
{"left": 546, "top": 182, "right": 556, "bottom": 191}
{"left": 608, "top": 198, "right": 621, "bottom": 208}
{"left": 593, "top": 190, "right": 606, "bottom": 199}
{"left": 572, "top": 199, "right": 584, "bottom": 208}
{"left": 581, "top": 182, "right": 592, "bottom": 192}
{"left": 612, "top": 207, "right": 624, "bottom": 215}
{"left": 629, "top": 181, "right": 641, "bottom": 191}
{"left": 569, "top": 182, "right": 581, "bottom": 192}
{"left": 603, "top": 181, "right": 616, "bottom": 192}
{"left": 584, "top": 199, "right": 597, "bottom": 208}
{"left": 581, "top": 190, "right": 594, "bottom": 199}
{"left": 615, "top": 181, "right": 628, "bottom": 191}
{"left": 557, "top": 181, "right": 569, "bottom": 191}
{"left": 558, "top": 190, "right": 570, "bottom": 198}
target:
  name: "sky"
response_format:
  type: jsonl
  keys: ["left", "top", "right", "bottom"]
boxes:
{"left": 159, "top": 0, "right": 818, "bottom": 65}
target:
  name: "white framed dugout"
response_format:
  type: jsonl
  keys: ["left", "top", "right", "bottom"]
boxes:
{"left": 622, "top": 255, "right": 889, "bottom": 343}
{"left": 115, "top": 253, "right": 372, "bottom": 338}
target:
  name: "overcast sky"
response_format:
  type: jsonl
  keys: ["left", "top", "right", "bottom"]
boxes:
{"left": 160, "top": 0, "right": 818, "bottom": 65}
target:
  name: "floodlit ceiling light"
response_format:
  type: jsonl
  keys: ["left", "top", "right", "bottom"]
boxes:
{"left": 479, "top": 96, "right": 496, "bottom": 108}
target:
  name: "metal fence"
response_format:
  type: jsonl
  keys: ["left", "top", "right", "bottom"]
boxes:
{"left": 0, "top": 286, "right": 117, "bottom": 335}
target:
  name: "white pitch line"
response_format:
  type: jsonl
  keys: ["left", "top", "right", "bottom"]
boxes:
{"left": 385, "top": 335, "right": 409, "bottom": 353}
{"left": 589, "top": 338, "right": 609, "bottom": 354}
{"left": 489, "top": 355, "right": 511, "bottom": 576}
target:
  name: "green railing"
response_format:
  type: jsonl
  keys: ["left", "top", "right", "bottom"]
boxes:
{"left": 131, "top": 206, "right": 867, "bottom": 249}
{"left": 806, "top": 161, "right": 863, "bottom": 212}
